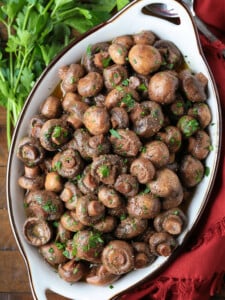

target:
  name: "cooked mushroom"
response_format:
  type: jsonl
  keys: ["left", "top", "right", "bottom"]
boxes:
{"left": 133, "top": 30, "right": 156, "bottom": 45}
{"left": 61, "top": 63, "right": 85, "bottom": 93}
{"left": 188, "top": 130, "right": 211, "bottom": 160}
{"left": 40, "top": 95, "right": 62, "bottom": 119}
{"left": 77, "top": 165, "right": 99, "bottom": 194}
{"left": 130, "top": 101, "right": 164, "bottom": 138}
{"left": 127, "top": 193, "right": 161, "bottom": 219}
{"left": 56, "top": 222, "right": 72, "bottom": 243}
{"left": 98, "top": 186, "right": 122, "bottom": 208}
{"left": 170, "top": 96, "right": 185, "bottom": 118}
{"left": 180, "top": 70, "right": 208, "bottom": 102}
{"left": 177, "top": 115, "right": 200, "bottom": 138}
{"left": 44, "top": 171, "right": 63, "bottom": 193}
{"left": 148, "top": 70, "right": 179, "bottom": 104}
{"left": 60, "top": 210, "right": 85, "bottom": 232}
{"left": 108, "top": 43, "right": 128, "bottom": 65}
{"left": 23, "top": 217, "right": 52, "bottom": 246}
{"left": 115, "top": 217, "right": 148, "bottom": 239}
{"left": 103, "top": 64, "right": 128, "bottom": 90}
{"left": 110, "top": 129, "right": 142, "bottom": 157}
{"left": 141, "top": 140, "right": 170, "bottom": 169}
{"left": 91, "top": 154, "right": 127, "bottom": 185}
{"left": 58, "top": 260, "right": 86, "bottom": 283}
{"left": 132, "top": 242, "right": 156, "bottom": 269}
{"left": 93, "top": 215, "right": 117, "bottom": 233}
{"left": 105, "top": 86, "right": 139, "bottom": 111}
{"left": 114, "top": 174, "right": 139, "bottom": 197}
{"left": 24, "top": 190, "right": 64, "bottom": 220}
{"left": 179, "top": 155, "right": 204, "bottom": 187}
{"left": 18, "top": 165, "right": 45, "bottom": 191}
{"left": 110, "top": 107, "right": 129, "bottom": 129}
{"left": 17, "top": 136, "right": 45, "bottom": 167}
{"left": 39, "top": 119, "right": 71, "bottom": 151}
{"left": 154, "top": 39, "right": 183, "bottom": 69}
{"left": 86, "top": 264, "right": 120, "bottom": 286}
{"left": 153, "top": 208, "right": 187, "bottom": 235}
{"left": 77, "top": 72, "right": 104, "bottom": 97}
{"left": 112, "top": 35, "right": 134, "bottom": 49}
{"left": 52, "top": 148, "right": 83, "bottom": 179}
{"left": 149, "top": 232, "right": 177, "bottom": 256}
{"left": 28, "top": 114, "right": 47, "bottom": 139}
{"left": 102, "top": 240, "right": 134, "bottom": 275}
{"left": 83, "top": 106, "right": 110, "bottom": 135}
{"left": 128, "top": 44, "right": 162, "bottom": 75}
{"left": 130, "top": 157, "right": 155, "bottom": 184}
{"left": 39, "top": 242, "right": 68, "bottom": 266}
{"left": 60, "top": 181, "right": 82, "bottom": 210}
{"left": 156, "top": 125, "right": 182, "bottom": 153}
{"left": 76, "top": 194, "right": 105, "bottom": 226}
{"left": 188, "top": 102, "right": 212, "bottom": 129}
{"left": 73, "top": 230, "right": 104, "bottom": 263}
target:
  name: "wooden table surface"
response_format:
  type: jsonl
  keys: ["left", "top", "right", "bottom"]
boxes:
{"left": 0, "top": 105, "right": 225, "bottom": 300}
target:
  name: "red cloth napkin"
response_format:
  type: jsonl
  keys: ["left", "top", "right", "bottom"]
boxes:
{"left": 120, "top": 1, "right": 225, "bottom": 299}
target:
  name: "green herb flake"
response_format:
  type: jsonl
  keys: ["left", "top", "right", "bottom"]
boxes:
{"left": 63, "top": 250, "right": 70, "bottom": 258}
{"left": 102, "top": 57, "right": 112, "bottom": 68}
{"left": 109, "top": 285, "right": 114, "bottom": 289}
{"left": 99, "top": 165, "right": 110, "bottom": 178}
{"left": 86, "top": 44, "right": 92, "bottom": 57}
{"left": 55, "top": 242, "right": 65, "bottom": 250}
{"left": 110, "top": 129, "right": 122, "bottom": 139}
{"left": 52, "top": 125, "right": 62, "bottom": 138}
{"left": 138, "top": 83, "right": 147, "bottom": 91}
{"left": 53, "top": 161, "right": 62, "bottom": 171}
{"left": 42, "top": 200, "right": 57, "bottom": 213}
{"left": 120, "top": 213, "right": 127, "bottom": 221}
{"left": 140, "top": 146, "right": 146, "bottom": 153}
{"left": 48, "top": 247, "right": 54, "bottom": 253}
{"left": 121, "top": 93, "right": 135, "bottom": 109}
{"left": 205, "top": 166, "right": 210, "bottom": 176}
{"left": 142, "top": 187, "right": 150, "bottom": 194}
{"left": 122, "top": 78, "right": 130, "bottom": 86}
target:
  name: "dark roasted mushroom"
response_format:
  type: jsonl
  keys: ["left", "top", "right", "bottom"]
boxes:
{"left": 77, "top": 165, "right": 99, "bottom": 194}
{"left": 86, "top": 264, "right": 120, "bottom": 286}
{"left": 132, "top": 242, "right": 156, "bottom": 269}
{"left": 18, "top": 165, "right": 45, "bottom": 191}
{"left": 58, "top": 260, "right": 86, "bottom": 283}
{"left": 155, "top": 125, "right": 182, "bottom": 153}
{"left": 177, "top": 115, "right": 200, "bottom": 138}
{"left": 77, "top": 72, "right": 103, "bottom": 97}
{"left": 188, "top": 130, "right": 211, "bottom": 160}
{"left": 61, "top": 63, "right": 85, "bottom": 93}
{"left": 102, "top": 240, "right": 134, "bottom": 275}
{"left": 23, "top": 217, "right": 52, "bottom": 246}
{"left": 28, "top": 115, "right": 47, "bottom": 139}
{"left": 93, "top": 215, "right": 117, "bottom": 233}
{"left": 103, "top": 64, "right": 128, "bottom": 90}
{"left": 39, "top": 242, "right": 68, "bottom": 266}
{"left": 130, "top": 157, "right": 155, "bottom": 184}
{"left": 40, "top": 95, "right": 62, "bottom": 119}
{"left": 108, "top": 43, "right": 128, "bottom": 65}
{"left": 115, "top": 217, "right": 148, "bottom": 239}
{"left": 60, "top": 210, "right": 85, "bottom": 232}
{"left": 83, "top": 106, "right": 110, "bottom": 135}
{"left": 133, "top": 30, "right": 156, "bottom": 45}
{"left": 98, "top": 186, "right": 122, "bottom": 208}
{"left": 179, "top": 155, "right": 204, "bottom": 187}
{"left": 56, "top": 222, "right": 72, "bottom": 243}
{"left": 110, "top": 107, "right": 129, "bottom": 129}
{"left": 17, "top": 136, "right": 45, "bottom": 167}
{"left": 114, "top": 174, "right": 139, "bottom": 197}
{"left": 153, "top": 208, "right": 187, "bottom": 235}
{"left": 44, "top": 171, "right": 63, "bottom": 193}
{"left": 188, "top": 102, "right": 212, "bottom": 129}
{"left": 149, "top": 232, "right": 177, "bottom": 256}
{"left": 112, "top": 35, "right": 134, "bottom": 49}
{"left": 60, "top": 181, "right": 83, "bottom": 210}
{"left": 127, "top": 193, "right": 161, "bottom": 219}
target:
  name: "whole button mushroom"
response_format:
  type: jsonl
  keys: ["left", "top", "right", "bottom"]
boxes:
{"left": 58, "top": 260, "right": 87, "bottom": 283}
{"left": 188, "top": 130, "right": 211, "bottom": 160}
{"left": 86, "top": 264, "right": 120, "bottom": 286}
{"left": 44, "top": 171, "right": 63, "bottom": 193}
{"left": 130, "top": 157, "right": 156, "bottom": 184}
{"left": 23, "top": 217, "right": 52, "bottom": 246}
{"left": 132, "top": 242, "right": 156, "bottom": 269}
{"left": 149, "top": 232, "right": 177, "bottom": 257}
{"left": 60, "top": 210, "right": 85, "bottom": 232}
{"left": 93, "top": 215, "right": 117, "bottom": 233}
{"left": 102, "top": 240, "right": 134, "bottom": 275}
{"left": 180, "top": 155, "right": 204, "bottom": 187}
{"left": 28, "top": 114, "right": 47, "bottom": 139}
{"left": 188, "top": 102, "right": 212, "bottom": 129}
{"left": 110, "top": 107, "right": 129, "bottom": 129}
{"left": 128, "top": 44, "right": 162, "bottom": 75}
{"left": 60, "top": 181, "right": 82, "bottom": 210}
{"left": 98, "top": 186, "right": 122, "bottom": 208}
{"left": 77, "top": 165, "right": 99, "bottom": 194}
{"left": 114, "top": 174, "right": 139, "bottom": 197}
{"left": 56, "top": 222, "right": 72, "bottom": 244}
{"left": 77, "top": 72, "right": 103, "bottom": 97}
{"left": 103, "top": 64, "right": 128, "bottom": 90}
{"left": 133, "top": 30, "right": 156, "bottom": 45}
{"left": 115, "top": 217, "right": 148, "bottom": 239}
{"left": 83, "top": 106, "right": 110, "bottom": 135}
{"left": 39, "top": 242, "right": 68, "bottom": 266}
{"left": 18, "top": 165, "right": 45, "bottom": 191}
{"left": 127, "top": 193, "right": 161, "bottom": 219}
{"left": 177, "top": 115, "right": 200, "bottom": 138}
{"left": 40, "top": 95, "right": 62, "bottom": 119}
{"left": 108, "top": 43, "right": 128, "bottom": 65}
{"left": 112, "top": 35, "right": 134, "bottom": 50}
{"left": 148, "top": 70, "right": 179, "bottom": 104}
{"left": 60, "top": 63, "right": 85, "bottom": 93}
{"left": 156, "top": 125, "right": 182, "bottom": 153}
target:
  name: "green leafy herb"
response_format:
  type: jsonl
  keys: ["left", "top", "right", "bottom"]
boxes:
{"left": 102, "top": 56, "right": 112, "bottom": 68}
{"left": 121, "top": 93, "right": 135, "bottom": 109}
{"left": 99, "top": 165, "right": 110, "bottom": 177}
{"left": 0, "top": 0, "right": 131, "bottom": 148}
{"left": 205, "top": 166, "right": 210, "bottom": 176}
{"left": 52, "top": 125, "right": 62, "bottom": 138}
{"left": 53, "top": 161, "right": 62, "bottom": 171}
{"left": 110, "top": 128, "right": 122, "bottom": 139}
{"left": 138, "top": 83, "right": 147, "bottom": 91}
{"left": 142, "top": 187, "right": 150, "bottom": 194}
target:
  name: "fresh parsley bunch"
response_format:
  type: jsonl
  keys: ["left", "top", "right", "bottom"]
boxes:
{"left": 0, "top": 0, "right": 130, "bottom": 148}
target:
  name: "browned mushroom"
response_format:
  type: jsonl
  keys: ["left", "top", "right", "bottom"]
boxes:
{"left": 77, "top": 165, "right": 99, "bottom": 194}
{"left": 52, "top": 148, "right": 84, "bottom": 179}
{"left": 86, "top": 264, "right": 120, "bottom": 286}
{"left": 177, "top": 115, "right": 200, "bottom": 138}
{"left": 133, "top": 30, "right": 156, "bottom": 45}
{"left": 132, "top": 242, "right": 156, "bottom": 269}
{"left": 93, "top": 215, "right": 117, "bottom": 233}
{"left": 149, "top": 232, "right": 177, "bottom": 256}
{"left": 40, "top": 95, "right": 62, "bottom": 119}
{"left": 188, "top": 102, "right": 212, "bottom": 129}
{"left": 115, "top": 217, "right": 148, "bottom": 239}
{"left": 44, "top": 171, "right": 63, "bottom": 193}
{"left": 110, "top": 107, "right": 129, "bottom": 129}
{"left": 112, "top": 35, "right": 134, "bottom": 49}
{"left": 91, "top": 154, "right": 127, "bottom": 185}
{"left": 102, "top": 240, "right": 134, "bottom": 275}
{"left": 130, "top": 101, "right": 164, "bottom": 138}
{"left": 39, "top": 242, "right": 68, "bottom": 266}
{"left": 128, "top": 44, "right": 162, "bottom": 75}
{"left": 114, "top": 174, "right": 139, "bottom": 197}
{"left": 18, "top": 165, "right": 45, "bottom": 191}
{"left": 58, "top": 260, "right": 87, "bottom": 283}
{"left": 24, "top": 190, "right": 64, "bottom": 221}
{"left": 61, "top": 63, "right": 85, "bottom": 93}
{"left": 73, "top": 230, "right": 104, "bottom": 263}
{"left": 76, "top": 194, "right": 105, "bottom": 226}
{"left": 147, "top": 168, "right": 184, "bottom": 210}
{"left": 23, "top": 217, "right": 52, "bottom": 246}
{"left": 28, "top": 114, "right": 47, "bottom": 139}
{"left": 103, "top": 64, "right": 128, "bottom": 90}
{"left": 188, "top": 130, "right": 211, "bottom": 160}
{"left": 179, "top": 154, "right": 204, "bottom": 187}
{"left": 155, "top": 125, "right": 182, "bottom": 153}
{"left": 108, "top": 43, "right": 128, "bottom": 65}
{"left": 110, "top": 129, "right": 142, "bottom": 157}
{"left": 83, "top": 106, "right": 110, "bottom": 135}
{"left": 148, "top": 70, "right": 179, "bottom": 104}
{"left": 98, "top": 186, "right": 122, "bottom": 208}
{"left": 180, "top": 70, "right": 208, "bottom": 102}
{"left": 127, "top": 193, "right": 161, "bottom": 219}
{"left": 77, "top": 72, "right": 104, "bottom": 97}
{"left": 39, "top": 119, "right": 71, "bottom": 151}
{"left": 130, "top": 157, "right": 155, "bottom": 184}
{"left": 60, "top": 210, "right": 85, "bottom": 232}
{"left": 153, "top": 208, "right": 187, "bottom": 235}
{"left": 56, "top": 222, "right": 72, "bottom": 243}
{"left": 140, "top": 140, "right": 170, "bottom": 169}
{"left": 60, "top": 181, "right": 82, "bottom": 210}
{"left": 170, "top": 96, "right": 185, "bottom": 118}
{"left": 17, "top": 136, "right": 45, "bottom": 167}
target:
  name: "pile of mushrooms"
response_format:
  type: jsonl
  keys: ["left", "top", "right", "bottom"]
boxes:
{"left": 17, "top": 29, "right": 212, "bottom": 286}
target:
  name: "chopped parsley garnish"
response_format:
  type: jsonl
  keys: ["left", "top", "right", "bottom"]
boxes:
{"left": 102, "top": 57, "right": 112, "bottom": 68}
{"left": 121, "top": 78, "right": 130, "bottom": 86}
{"left": 110, "top": 129, "right": 122, "bottom": 139}
{"left": 138, "top": 83, "right": 147, "bottom": 91}
{"left": 53, "top": 161, "right": 62, "bottom": 171}
{"left": 99, "top": 165, "right": 110, "bottom": 178}
{"left": 52, "top": 125, "right": 62, "bottom": 138}
{"left": 205, "top": 166, "right": 210, "bottom": 176}
{"left": 42, "top": 200, "right": 57, "bottom": 213}
{"left": 86, "top": 44, "right": 92, "bottom": 57}
{"left": 121, "top": 93, "right": 135, "bottom": 109}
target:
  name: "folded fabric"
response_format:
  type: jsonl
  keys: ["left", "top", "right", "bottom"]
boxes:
{"left": 120, "top": 1, "right": 225, "bottom": 299}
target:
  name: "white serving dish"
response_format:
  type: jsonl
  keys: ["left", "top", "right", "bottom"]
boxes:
{"left": 7, "top": 0, "right": 222, "bottom": 299}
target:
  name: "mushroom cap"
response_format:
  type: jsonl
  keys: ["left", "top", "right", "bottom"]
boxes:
{"left": 86, "top": 264, "right": 120, "bottom": 286}
{"left": 83, "top": 106, "right": 110, "bottom": 135}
